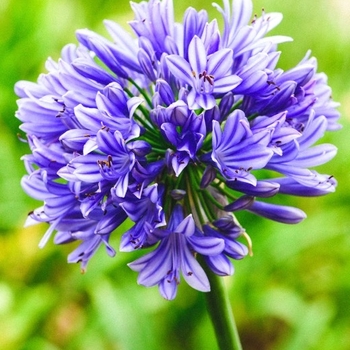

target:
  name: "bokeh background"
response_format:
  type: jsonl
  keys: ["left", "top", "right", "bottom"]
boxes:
{"left": 1, "top": 0, "right": 349, "bottom": 349}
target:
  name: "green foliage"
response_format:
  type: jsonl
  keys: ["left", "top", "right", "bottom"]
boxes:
{"left": 1, "top": 0, "right": 349, "bottom": 349}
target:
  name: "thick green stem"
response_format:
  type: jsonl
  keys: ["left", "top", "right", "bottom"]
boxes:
{"left": 203, "top": 265, "right": 243, "bottom": 350}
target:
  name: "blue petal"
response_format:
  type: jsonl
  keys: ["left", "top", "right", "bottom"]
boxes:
{"left": 224, "top": 195, "right": 255, "bottom": 212}
{"left": 165, "top": 55, "right": 193, "bottom": 85}
{"left": 95, "top": 206, "right": 127, "bottom": 234}
{"left": 159, "top": 278, "right": 178, "bottom": 300}
{"left": 76, "top": 30, "right": 128, "bottom": 78}
{"left": 271, "top": 175, "right": 337, "bottom": 196}
{"left": 45, "top": 193, "right": 76, "bottom": 217}
{"left": 248, "top": 201, "right": 306, "bottom": 224}
{"left": 138, "top": 48, "right": 157, "bottom": 81}
{"left": 114, "top": 173, "right": 130, "bottom": 198}
{"left": 289, "top": 144, "right": 337, "bottom": 168}
{"left": 188, "top": 235, "right": 225, "bottom": 256}
{"left": 226, "top": 180, "right": 280, "bottom": 198}
{"left": 181, "top": 243, "right": 210, "bottom": 292}
{"left": 96, "top": 129, "right": 122, "bottom": 155}
{"left": 59, "top": 129, "right": 91, "bottom": 151}
{"left": 188, "top": 36, "right": 207, "bottom": 75}
{"left": 213, "top": 74, "right": 242, "bottom": 94}
{"left": 133, "top": 241, "right": 173, "bottom": 287}
{"left": 155, "top": 79, "right": 175, "bottom": 105}
{"left": 171, "top": 152, "right": 190, "bottom": 177}
{"left": 74, "top": 104, "right": 103, "bottom": 132}
{"left": 183, "top": 7, "right": 201, "bottom": 60}
{"left": 196, "top": 93, "right": 216, "bottom": 110}
{"left": 205, "top": 254, "right": 233, "bottom": 276}
{"left": 299, "top": 115, "right": 327, "bottom": 150}
{"left": 21, "top": 173, "right": 49, "bottom": 201}
{"left": 224, "top": 240, "right": 248, "bottom": 259}
{"left": 70, "top": 155, "right": 104, "bottom": 182}
{"left": 174, "top": 214, "right": 196, "bottom": 236}
{"left": 207, "top": 48, "right": 232, "bottom": 77}
{"left": 72, "top": 58, "right": 120, "bottom": 85}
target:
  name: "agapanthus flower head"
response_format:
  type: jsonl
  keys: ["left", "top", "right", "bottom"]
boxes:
{"left": 16, "top": 0, "right": 340, "bottom": 299}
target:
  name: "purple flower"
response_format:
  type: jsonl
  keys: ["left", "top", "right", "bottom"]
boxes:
{"left": 16, "top": 0, "right": 340, "bottom": 298}
{"left": 203, "top": 216, "right": 248, "bottom": 276}
{"left": 128, "top": 205, "right": 224, "bottom": 299}
{"left": 119, "top": 184, "right": 165, "bottom": 251}
{"left": 129, "top": 0, "right": 176, "bottom": 60}
{"left": 166, "top": 36, "right": 241, "bottom": 109}
{"left": 59, "top": 129, "right": 136, "bottom": 198}
{"left": 210, "top": 109, "right": 274, "bottom": 183}
{"left": 151, "top": 100, "right": 206, "bottom": 175}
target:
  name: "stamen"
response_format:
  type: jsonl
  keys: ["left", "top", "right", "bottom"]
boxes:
{"left": 251, "top": 14, "right": 257, "bottom": 24}
{"left": 100, "top": 123, "right": 110, "bottom": 132}
{"left": 97, "top": 155, "right": 113, "bottom": 168}
{"left": 242, "top": 231, "right": 253, "bottom": 256}
{"left": 199, "top": 70, "right": 215, "bottom": 86}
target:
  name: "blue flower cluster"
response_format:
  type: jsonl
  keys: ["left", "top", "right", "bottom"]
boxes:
{"left": 16, "top": 0, "right": 340, "bottom": 299}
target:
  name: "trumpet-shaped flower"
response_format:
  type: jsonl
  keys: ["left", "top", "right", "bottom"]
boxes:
{"left": 166, "top": 36, "right": 242, "bottom": 109}
{"left": 128, "top": 205, "right": 224, "bottom": 299}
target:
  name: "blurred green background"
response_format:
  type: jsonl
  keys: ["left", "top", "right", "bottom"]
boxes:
{"left": 0, "top": 0, "right": 349, "bottom": 349}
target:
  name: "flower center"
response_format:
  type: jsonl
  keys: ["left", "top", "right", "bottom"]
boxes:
{"left": 199, "top": 70, "right": 214, "bottom": 86}
{"left": 195, "top": 70, "right": 215, "bottom": 94}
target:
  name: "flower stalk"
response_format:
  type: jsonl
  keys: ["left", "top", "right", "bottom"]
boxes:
{"left": 203, "top": 264, "right": 242, "bottom": 350}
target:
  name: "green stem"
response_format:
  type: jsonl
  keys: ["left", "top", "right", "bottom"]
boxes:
{"left": 228, "top": 98, "right": 243, "bottom": 115}
{"left": 203, "top": 265, "right": 243, "bottom": 350}
{"left": 127, "top": 79, "right": 153, "bottom": 108}
{"left": 186, "top": 170, "right": 205, "bottom": 224}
